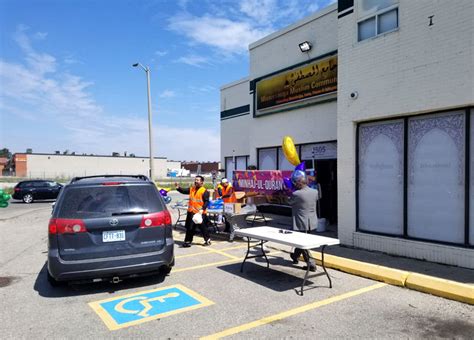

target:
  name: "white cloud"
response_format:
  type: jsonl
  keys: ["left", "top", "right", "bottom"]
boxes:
{"left": 0, "top": 26, "right": 220, "bottom": 161}
{"left": 176, "top": 54, "right": 210, "bottom": 67}
{"left": 239, "top": 0, "right": 277, "bottom": 24}
{"left": 159, "top": 90, "right": 176, "bottom": 98}
{"left": 154, "top": 50, "right": 168, "bottom": 57}
{"left": 168, "top": 14, "right": 272, "bottom": 55}
{"left": 188, "top": 85, "right": 216, "bottom": 93}
{"left": 33, "top": 31, "right": 48, "bottom": 40}
{"left": 167, "top": 0, "right": 335, "bottom": 56}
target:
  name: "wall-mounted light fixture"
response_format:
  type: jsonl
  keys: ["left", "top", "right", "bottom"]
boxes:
{"left": 298, "top": 41, "right": 312, "bottom": 52}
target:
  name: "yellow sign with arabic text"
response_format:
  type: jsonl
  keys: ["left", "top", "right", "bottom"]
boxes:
{"left": 256, "top": 55, "right": 337, "bottom": 112}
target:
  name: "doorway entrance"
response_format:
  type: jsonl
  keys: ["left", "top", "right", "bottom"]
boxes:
{"left": 303, "top": 158, "right": 338, "bottom": 226}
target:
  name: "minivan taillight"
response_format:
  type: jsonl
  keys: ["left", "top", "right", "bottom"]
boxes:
{"left": 14, "top": 188, "right": 21, "bottom": 192}
{"left": 49, "top": 218, "right": 87, "bottom": 234}
{"left": 140, "top": 211, "right": 171, "bottom": 228}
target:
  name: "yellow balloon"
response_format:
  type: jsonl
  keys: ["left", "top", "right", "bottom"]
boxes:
{"left": 282, "top": 136, "right": 301, "bottom": 166}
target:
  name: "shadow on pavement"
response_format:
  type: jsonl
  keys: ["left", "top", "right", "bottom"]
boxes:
{"left": 217, "top": 257, "right": 332, "bottom": 293}
{"left": 34, "top": 262, "right": 168, "bottom": 298}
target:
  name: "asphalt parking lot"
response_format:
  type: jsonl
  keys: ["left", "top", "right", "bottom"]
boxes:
{"left": 0, "top": 199, "right": 473, "bottom": 339}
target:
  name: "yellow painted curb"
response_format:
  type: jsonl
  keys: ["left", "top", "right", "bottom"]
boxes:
{"left": 405, "top": 273, "right": 474, "bottom": 305}
{"left": 309, "top": 251, "right": 409, "bottom": 287}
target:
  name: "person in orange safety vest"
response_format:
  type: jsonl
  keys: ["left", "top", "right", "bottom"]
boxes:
{"left": 175, "top": 176, "right": 211, "bottom": 247}
{"left": 219, "top": 178, "right": 236, "bottom": 235}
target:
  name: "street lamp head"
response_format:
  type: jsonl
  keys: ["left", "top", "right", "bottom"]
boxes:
{"left": 132, "top": 63, "right": 139, "bottom": 67}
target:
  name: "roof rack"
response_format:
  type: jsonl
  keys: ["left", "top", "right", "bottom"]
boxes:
{"left": 69, "top": 174, "right": 150, "bottom": 184}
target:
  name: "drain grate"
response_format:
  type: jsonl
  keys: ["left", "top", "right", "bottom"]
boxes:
{"left": 0, "top": 276, "right": 14, "bottom": 288}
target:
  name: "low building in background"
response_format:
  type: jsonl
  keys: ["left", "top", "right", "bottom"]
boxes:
{"left": 11, "top": 153, "right": 181, "bottom": 180}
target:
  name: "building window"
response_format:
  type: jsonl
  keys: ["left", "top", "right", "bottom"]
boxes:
{"left": 278, "top": 147, "right": 299, "bottom": 171}
{"left": 357, "top": 110, "right": 471, "bottom": 247}
{"left": 258, "top": 148, "right": 277, "bottom": 170}
{"left": 225, "top": 157, "right": 234, "bottom": 180}
{"left": 408, "top": 112, "right": 465, "bottom": 244}
{"left": 235, "top": 156, "right": 248, "bottom": 170}
{"left": 358, "top": 120, "right": 404, "bottom": 235}
{"left": 358, "top": 0, "right": 398, "bottom": 41}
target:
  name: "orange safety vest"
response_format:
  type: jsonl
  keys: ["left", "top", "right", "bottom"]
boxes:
{"left": 221, "top": 185, "right": 236, "bottom": 203}
{"left": 188, "top": 186, "right": 207, "bottom": 214}
{"left": 215, "top": 184, "right": 223, "bottom": 199}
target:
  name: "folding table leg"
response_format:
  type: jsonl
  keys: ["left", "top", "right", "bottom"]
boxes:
{"left": 320, "top": 245, "right": 332, "bottom": 288}
{"left": 240, "top": 237, "right": 252, "bottom": 272}
{"left": 260, "top": 240, "right": 269, "bottom": 268}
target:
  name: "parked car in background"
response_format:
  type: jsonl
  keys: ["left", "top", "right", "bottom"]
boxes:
{"left": 13, "top": 180, "right": 63, "bottom": 203}
{"left": 47, "top": 175, "right": 174, "bottom": 286}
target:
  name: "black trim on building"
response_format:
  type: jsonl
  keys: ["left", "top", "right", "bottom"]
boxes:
{"left": 465, "top": 108, "right": 470, "bottom": 245}
{"left": 403, "top": 118, "right": 408, "bottom": 238}
{"left": 338, "top": 0, "right": 353, "bottom": 13}
{"left": 220, "top": 105, "right": 250, "bottom": 120}
{"left": 355, "top": 125, "right": 360, "bottom": 231}
{"left": 338, "top": 9, "right": 353, "bottom": 19}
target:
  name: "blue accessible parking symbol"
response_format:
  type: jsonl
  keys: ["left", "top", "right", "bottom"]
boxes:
{"left": 89, "top": 284, "right": 214, "bottom": 330}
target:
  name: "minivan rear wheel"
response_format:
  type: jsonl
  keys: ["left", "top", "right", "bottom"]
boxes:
{"left": 22, "top": 193, "right": 34, "bottom": 204}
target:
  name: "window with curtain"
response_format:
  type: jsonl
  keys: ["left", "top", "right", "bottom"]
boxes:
{"left": 407, "top": 112, "right": 465, "bottom": 244}
{"left": 258, "top": 148, "right": 277, "bottom": 170}
{"left": 278, "top": 147, "right": 299, "bottom": 170}
{"left": 235, "top": 156, "right": 248, "bottom": 170}
{"left": 225, "top": 157, "right": 234, "bottom": 180}
{"left": 358, "top": 120, "right": 404, "bottom": 235}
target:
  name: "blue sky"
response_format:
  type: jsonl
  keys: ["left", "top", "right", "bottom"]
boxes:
{"left": 0, "top": 0, "right": 336, "bottom": 161}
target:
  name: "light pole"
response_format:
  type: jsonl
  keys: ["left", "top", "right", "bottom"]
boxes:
{"left": 132, "top": 62, "right": 155, "bottom": 181}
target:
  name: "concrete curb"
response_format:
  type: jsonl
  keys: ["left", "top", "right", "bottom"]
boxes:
{"left": 308, "top": 250, "right": 474, "bottom": 305}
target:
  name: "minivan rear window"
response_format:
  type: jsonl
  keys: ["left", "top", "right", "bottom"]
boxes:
{"left": 57, "top": 184, "right": 165, "bottom": 218}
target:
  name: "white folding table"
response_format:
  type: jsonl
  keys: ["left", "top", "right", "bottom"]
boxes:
{"left": 235, "top": 226, "right": 340, "bottom": 295}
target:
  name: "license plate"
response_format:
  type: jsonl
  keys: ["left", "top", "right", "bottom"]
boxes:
{"left": 102, "top": 230, "right": 125, "bottom": 242}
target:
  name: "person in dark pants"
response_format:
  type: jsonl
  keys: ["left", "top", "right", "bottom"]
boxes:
{"left": 288, "top": 173, "right": 319, "bottom": 271}
{"left": 175, "top": 176, "right": 212, "bottom": 247}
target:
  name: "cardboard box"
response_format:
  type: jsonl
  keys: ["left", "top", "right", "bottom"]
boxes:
{"left": 224, "top": 203, "right": 242, "bottom": 214}
{"left": 234, "top": 191, "right": 247, "bottom": 203}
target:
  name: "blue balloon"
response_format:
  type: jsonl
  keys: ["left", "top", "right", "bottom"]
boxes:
{"left": 291, "top": 170, "right": 306, "bottom": 184}
{"left": 295, "top": 162, "right": 306, "bottom": 171}
{"left": 283, "top": 177, "right": 294, "bottom": 190}
{"left": 164, "top": 196, "right": 172, "bottom": 204}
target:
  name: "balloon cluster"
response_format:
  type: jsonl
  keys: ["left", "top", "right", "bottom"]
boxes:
{"left": 208, "top": 198, "right": 224, "bottom": 210}
{"left": 0, "top": 188, "right": 11, "bottom": 208}
{"left": 159, "top": 188, "right": 172, "bottom": 204}
{"left": 282, "top": 135, "right": 306, "bottom": 191}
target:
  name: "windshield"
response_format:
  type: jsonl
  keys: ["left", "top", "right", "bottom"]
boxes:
{"left": 57, "top": 184, "right": 164, "bottom": 218}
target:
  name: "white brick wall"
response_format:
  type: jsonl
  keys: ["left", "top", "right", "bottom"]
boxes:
{"left": 250, "top": 4, "right": 338, "bottom": 79}
{"left": 338, "top": 0, "right": 474, "bottom": 268}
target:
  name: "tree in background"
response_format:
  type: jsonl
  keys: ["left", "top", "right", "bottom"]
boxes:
{"left": 0, "top": 148, "right": 12, "bottom": 159}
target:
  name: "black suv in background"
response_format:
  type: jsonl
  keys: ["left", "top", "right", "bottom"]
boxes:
{"left": 47, "top": 175, "right": 174, "bottom": 286}
{"left": 13, "top": 180, "right": 63, "bottom": 203}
